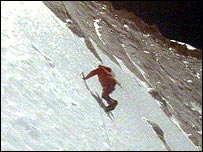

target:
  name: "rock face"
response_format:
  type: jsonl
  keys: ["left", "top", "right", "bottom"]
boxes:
{"left": 43, "top": 1, "right": 202, "bottom": 149}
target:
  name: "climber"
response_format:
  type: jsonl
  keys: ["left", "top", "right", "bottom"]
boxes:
{"left": 82, "top": 65, "right": 121, "bottom": 111}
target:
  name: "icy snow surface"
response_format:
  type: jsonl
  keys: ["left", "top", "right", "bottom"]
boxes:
{"left": 1, "top": 1, "right": 198, "bottom": 151}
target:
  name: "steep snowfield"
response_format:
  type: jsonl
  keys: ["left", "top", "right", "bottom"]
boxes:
{"left": 1, "top": 1, "right": 198, "bottom": 151}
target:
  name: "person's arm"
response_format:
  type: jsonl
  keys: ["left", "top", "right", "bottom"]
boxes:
{"left": 83, "top": 69, "right": 99, "bottom": 80}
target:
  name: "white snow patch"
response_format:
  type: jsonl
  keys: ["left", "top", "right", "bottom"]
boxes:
{"left": 169, "top": 48, "right": 173, "bottom": 51}
{"left": 123, "top": 24, "right": 130, "bottom": 31}
{"left": 195, "top": 73, "right": 201, "bottom": 79}
{"left": 99, "top": 12, "right": 105, "bottom": 15}
{"left": 176, "top": 53, "right": 181, "bottom": 57}
{"left": 170, "top": 40, "right": 196, "bottom": 50}
{"left": 190, "top": 102, "right": 202, "bottom": 115}
{"left": 65, "top": 19, "right": 72, "bottom": 24}
{"left": 102, "top": 7, "right": 106, "bottom": 10}
{"left": 138, "top": 79, "right": 149, "bottom": 89}
{"left": 143, "top": 34, "right": 150, "bottom": 37}
{"left": 124, "top": 24, "right": 128, "bottom": 28}
{"left": 144, "top": 51, "right": 150, "bottom": 54}
{"left": 113, "top": 55, "right": 149, "bottom": 89}
{"left": 93, "top": 19, "right": 105, "bottom": 45}
{"left": 170, "top": 116, "right": 191, "bottom": 138}
{"left": 112, "top": 24, "right": 117, "bottom": 28}
{"left": 168, "top": 76, "right": 176, "bottom": 83}
{"left": 186, "top": 80, "right": 193, "bottom": 83}
{"left": 121, "top": 44, "right": 146, "bottom": 77}
{"left": 186, "top": 45, "right": 197, "bottom": 50}
{"left": 197, "top": 130, "right": 202, "bottom": 135}
{"left": 121, "top": 44, "right": 150, "bottom": 88}
{"left": 94, "top": 19, "right": 101, "bottom": 36}
{"left": 170, "top": 116, "right": 201, "bottom": 150}
{"left": 182, "top": 61, "right": 189, "bottom": 64}
{"left": 165, "top": 99, "right": 174, "bottom": 111}
{"left": 147, "top": 88, "right": 157, "bottom": 93}
{"left": 112, "top": 55, "right": 135, "bottom": 78}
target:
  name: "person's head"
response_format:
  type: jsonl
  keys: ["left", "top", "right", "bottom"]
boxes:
{"left": 98, "top": 65, "right": 103, "bottom": 68}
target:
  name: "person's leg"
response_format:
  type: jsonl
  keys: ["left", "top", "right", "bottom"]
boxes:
{"left": 102, "top": 86, "right": 118, "bottom": 111}
{"left": 101, "top": 89, "right": 112, "bottom": 104}
{"left": 106, "top": 101, "right": 118, "bottom": 111}
{"left": 101, "top": 83, "right": 115, "bottom": 100}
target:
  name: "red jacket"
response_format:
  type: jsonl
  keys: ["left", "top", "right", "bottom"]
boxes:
{"left": 84, "top": 65, "right": 116, "bottom": 88}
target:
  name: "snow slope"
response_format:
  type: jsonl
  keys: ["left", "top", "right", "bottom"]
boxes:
{"left": 1, "top": 1, "right": 198, "bottom": 151}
